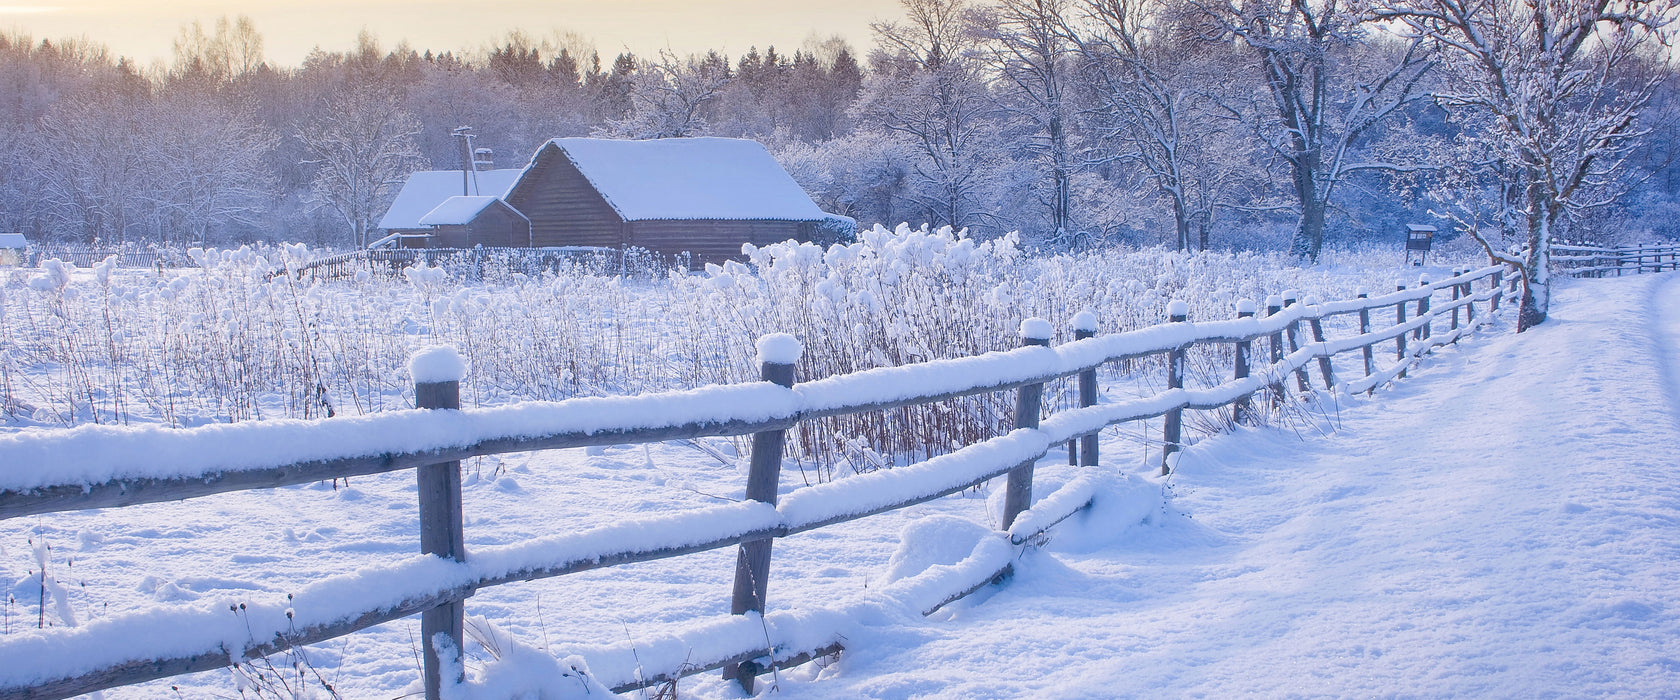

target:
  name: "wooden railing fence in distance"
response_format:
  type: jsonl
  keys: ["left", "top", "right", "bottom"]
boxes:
{"left": 0, "top": 264, "right": 1524, "bottom": 700}
{"left": 1551, "top": 242, "right": 1680, "bottom": 277}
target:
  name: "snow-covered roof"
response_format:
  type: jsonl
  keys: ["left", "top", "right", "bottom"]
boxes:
{"left": 1407, "top": 224, "right": 1439, "bottom": 232}
{"left": 0, "top": 233, "right": 24, "bottom": 249}
{"left": 539, "top": 137, "right": 828, "bottom": 222}
{"left": 417, "top": 196, "right": 516, "bottom": 226}
{"left": 378, "top": 169, "right": 524, "bottom": 230}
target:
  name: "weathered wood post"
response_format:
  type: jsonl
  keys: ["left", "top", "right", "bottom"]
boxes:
{"left": 1304, "top": 296, "right": 1335, "bottom": 390}
{"left": 1073, "top": 311, "right": 1100, "bottom": 467}
{"left": 1414, "top": 275, "right": 1432, "bottom": 342}
{"left": 726, "top": 333, "right": 801, "bottom": 693}
{"left": 1395, "top": 282, "right": 1409, "bottom": 380}
{"left": 1161, "top": 302, "right": 1189, "bottom": 476}
{"left": 1357, "top": 291, "right": 1375, "bottom": 395}
{"left": 1464, "top": 271, "right": 1476, "bottom": 326}
{"left": 1282, "top": 290, "right": 1311, "bottom": 392}
{"left": 1266, "top": 294, "right": 1286, "bottom": 407}
{"left": 1449, "top": 272, "right": 1462, "bottom": 335}
{"left": 1003, "top": 319, "right": 1052, "bottom": 527}
{"left": 1491, "top": 270, "right": 1503, "bottom": 313}
{"left": 1233, "top": 300, "right": 1256, "bottom": 425}
{"left": 412, "top": 346, "right": 469, "bottom": 700}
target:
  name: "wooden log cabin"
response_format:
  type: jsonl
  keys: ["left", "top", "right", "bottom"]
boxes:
{"left": 377, "top": 137, "right": 854, "bottom": 264}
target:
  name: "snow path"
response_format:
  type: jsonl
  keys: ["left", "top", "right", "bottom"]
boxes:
{"left": 769, "top": 273, "right": 1680, "bottom": 698}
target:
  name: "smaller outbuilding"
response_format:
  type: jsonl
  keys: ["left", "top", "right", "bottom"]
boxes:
{"left": 0, "top": 233, "right": 25, "bottom": 266}
{"left": 416, "top": 196, "right": 532, "bottom": 249}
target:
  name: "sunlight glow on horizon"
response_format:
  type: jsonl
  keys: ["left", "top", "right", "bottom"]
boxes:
{"left": 0, "top": 0, "right": 901, "bottom": 67}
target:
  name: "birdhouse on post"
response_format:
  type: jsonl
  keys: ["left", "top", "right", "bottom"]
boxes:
{"left": 1405, "top": 224, "right": 1436, "bottom": 267}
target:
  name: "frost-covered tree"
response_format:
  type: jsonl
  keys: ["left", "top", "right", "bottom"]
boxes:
{"left": 1378, "top": 0, "right": 1678, "bottom": 330}
{"left": 981, "top": 0, "right": 1078, "bottom": 240}
{"left": 859, "top": 0, "right": 1005, "bottom": 229}
{"left": 1197, "top": 0, "right": 1434, "bottom": 262}
{"left": 297, "top": 86, "right": 425, "bottom": 247}
{"left": 1074, "top": 0, "right": 1261, "bottom": 251}
{"left": 600, "top": 50, "right": 729, "bottom": 139}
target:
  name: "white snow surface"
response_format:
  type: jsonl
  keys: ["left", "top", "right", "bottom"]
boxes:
{"left": 409, "top": 345, "right": 469, "bottom": 384}
{"left": 756, "top": 332, "right": 805, "bottom": 365}
{"left": 544, "top": 137, "right": 830, "bottom": 222}
{"left": 1018, "top": 317, "right": 1052, "bottom": 340}
{"left": 417, "top": 196, "right": 509, "bottom": 226}
{"left": 376, "top": 169, "right": 524, "bottom": 230}
{"left": 5, "top": 269, "right": 1678, "bottom": 698}
{"left": 771, "top": 272, "right": 1680, "bottom": 697}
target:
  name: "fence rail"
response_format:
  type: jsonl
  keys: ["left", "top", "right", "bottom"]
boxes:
{"left": 1, "top": 264, "right": 1530, "bottom": 700}
{"left": 1551, "top": 242, "right": 1680, "bottom": 277}
{"left": 288, "top": 245, "right": 646, "bottom": 281}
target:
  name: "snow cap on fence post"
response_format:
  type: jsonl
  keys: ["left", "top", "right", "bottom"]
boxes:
{"left": 1019, "top": 317, "right": 1053, "bottom": 342}
{"left": 1167, "top": 300, "right": 1190, "bottom": 321}
{"left": 1071, "top": 310, "right": 1099, "bottom": 333}
{"left": 1282, "top": 289, "right": 1299, "bottom": 306}
{"left": 1236, "top": 298, "right": 1257, "bottom": 317}
{"left": 1264, "top": 294, "right": 1284, "bottom": 313}
{"left": 1303, "top": 295, "right": 1321, "bottom": 307}
{"left": 409, "top": 345, "right": 468, "bottom": 385}
{"left": 1417, "top": 273, "right": 1432, "bottom": 287}
{"left": 755, "top": 333, "right": 804, "bottom": 366}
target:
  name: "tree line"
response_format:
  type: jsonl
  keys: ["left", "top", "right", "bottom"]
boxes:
{"left": 1, "top": 1, "right": 1675, "bottom": 307}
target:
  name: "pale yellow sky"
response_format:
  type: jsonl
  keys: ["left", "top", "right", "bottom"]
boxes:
{"left": 0, "top": 1, "right": 903, "bottom": 67}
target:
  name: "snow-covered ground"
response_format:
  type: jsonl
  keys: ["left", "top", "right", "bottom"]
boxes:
{"left": 764, "top": 272, "right": 1680, "bottom": 698}
{"left": 4, "top": 270, "right": 1676, "bottom": 698}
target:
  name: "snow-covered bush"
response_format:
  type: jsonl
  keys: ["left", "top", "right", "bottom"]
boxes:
{"left": 0, "top": 233, "right": 1472, "bottom": 470}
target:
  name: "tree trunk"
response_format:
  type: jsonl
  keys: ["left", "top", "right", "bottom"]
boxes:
{"left": 1517, "top": 199, "right": 1553, "bottom": 332}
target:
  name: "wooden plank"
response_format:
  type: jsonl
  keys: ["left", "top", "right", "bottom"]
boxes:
{"left": 725, "top": 356, "right": 796, "bottom": 693}
{"left": 1161, "top": 306, "right": 1188, "bottom": 476}
{"left": 415, "top": 379, "right": 466, "bottom": 700}
{"left": 1002, "top": 331, "right": 1049, "bottom": 529}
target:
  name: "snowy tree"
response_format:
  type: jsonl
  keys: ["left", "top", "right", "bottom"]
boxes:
{"left": 981, "top": 0, "right": 1079, "bottom": 240}
{"left": 1196, "top": 0, "right": 1434, "bottom": 262}
{"left": 1074, "top": 0, "right": 1260, "bottom": 251}
{"left": 600, "top": 50, "right": 729, "bottom": 139}
{"left": 1378, "top": 0, "right": 1679, "bottom": 330}
{"left": 859, "top": 0, "right": 1004, "bottom": 229}
{"left": 296, "top": 86, "right": 426, "bottom": 247}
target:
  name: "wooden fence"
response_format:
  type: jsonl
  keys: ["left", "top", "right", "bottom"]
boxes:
{"left": 1552, "top": 242, "right": 1680, "bottom": 277}
{"left": 0, "top": 265, "right": 1525, "bottom": 700}
{"left": 290, "top": 246, "right": 648, "bottom": 282}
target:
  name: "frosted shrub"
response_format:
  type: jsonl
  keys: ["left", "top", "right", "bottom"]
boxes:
{"left": 0, "top": 234, "right": 1473, "bottom": 473}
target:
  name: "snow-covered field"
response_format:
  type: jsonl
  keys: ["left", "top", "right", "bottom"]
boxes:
{"left": 770, "top": 272, "right": 1680, "bottom": 697}
{"left": 9, "top": 244, "right": 1672, "bottom": 698}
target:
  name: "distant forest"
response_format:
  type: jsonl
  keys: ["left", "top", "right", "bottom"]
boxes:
{"left": 1, "top": 0, "right": 1676, "bottom": 258}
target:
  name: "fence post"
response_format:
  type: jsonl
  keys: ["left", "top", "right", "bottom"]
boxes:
{"left": 1161, "top": 302, "right": 1189, "bottom": 476}
{"left": 412, "top": 347, "right": 468, "bottom": 700}
{"left": 1266, "top": 294, "right": 1286, "bottom": 407}
{"left": 725, "top": 334, "right": 801, "bottom": 693}
{"left": 1395, "top": 283, "right": 1409, "bottom": 380}
{"left": 1464, "top": 271, "right": 1476, "bottom": 326}
{"left": 1304, "top": 296, "right": 1335, "bottom": 390}
{"left": 1233, "top": 300, "right": 1256, "bottom": 425}
{"left": 1357, "top": 291, "right": 1375, "bottom": 395}
{"left": 1282, "top": 290, "right": 1310, "bottom": 392}
{"left": 1449, "top": 273, "right": 1462, "bottom": 336}
{"left": 1003, "top": 319, "right": 1052, "bottom": 528}
{"left": 1414, "top": 275, "right": 1432, "bottom": 341}
{"left": 1073, "top": 311, "right": 1100, "bottom": 467}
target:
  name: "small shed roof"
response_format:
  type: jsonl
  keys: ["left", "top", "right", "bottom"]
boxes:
{"left": 378, "top": 169, "right": 524, "bottom": 230}
{"left": 538, "top": 137, "right": 828, "bottom": 222}
{"left": 418, "top": 196, "right": 511, "bottom": 226}
{"left": 0, "top": 233, "right": 25, "bottom": 249}
{"left": 1406, "top": 224, "right": 1438, "bottom": 232}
